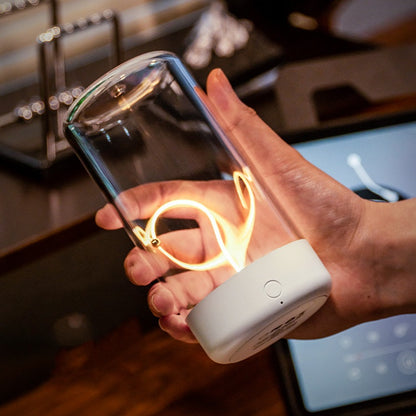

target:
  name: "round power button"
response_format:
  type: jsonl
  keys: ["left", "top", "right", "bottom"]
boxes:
{"left": 264, "top": 280, "right": 282, "bottom": 298}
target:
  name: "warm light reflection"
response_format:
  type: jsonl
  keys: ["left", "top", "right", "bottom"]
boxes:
{"left": 132, "top": 169, "right": 256, "bottom": 272}
{"left": 117, "top": 71, "right": 161, "bottom": 111}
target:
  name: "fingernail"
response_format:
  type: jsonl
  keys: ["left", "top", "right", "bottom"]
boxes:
{"left": 150, "top": 293, "right": 162, "bottom": 314}
{"left": 209, "top": 68, "right": 239, "bottom": 113}
{"left": 158, "top": 318, "right": 166, "bottom": 331}
{"left": 212, "top": 68, "right": 233, "bottom": 93}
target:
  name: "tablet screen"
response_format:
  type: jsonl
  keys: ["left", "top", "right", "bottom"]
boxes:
{"left": 280, "top": 116, "right": 416, "bottom": 414}
{"left": 288, "top": 315, "right": 416, "bottom": 412}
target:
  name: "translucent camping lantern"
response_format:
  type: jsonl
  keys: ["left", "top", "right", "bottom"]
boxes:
{"left": 65, "top": 51, "right": 331, "bottom": 364}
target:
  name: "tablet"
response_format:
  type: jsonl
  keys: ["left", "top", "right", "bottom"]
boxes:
{"left": 273, "top": 111, "right": 416, "bottom": 416}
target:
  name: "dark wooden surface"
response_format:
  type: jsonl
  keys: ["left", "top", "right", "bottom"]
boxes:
{"left": 0, "top": 161, "right": 104, "bottom": 273}
{"left": 1, "top": 317, "right": 416, "bottom": 416}
{"left": 0, "top": 318, "right": 287, "bottom": 416}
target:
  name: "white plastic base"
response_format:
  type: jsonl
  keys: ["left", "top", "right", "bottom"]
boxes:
{"left": 186, "top": 239, "right": 332, "bottom": 364}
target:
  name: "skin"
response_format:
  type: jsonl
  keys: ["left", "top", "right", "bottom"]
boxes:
{"left": 96, "top": 68, "right": 416, "bottom": 344}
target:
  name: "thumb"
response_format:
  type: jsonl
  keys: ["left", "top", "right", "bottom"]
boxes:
{"left": 205, "top": 69, "right": 303, "bottom": 181}
{"left": 205, "top": 69, "right": 359, "bottom": 247}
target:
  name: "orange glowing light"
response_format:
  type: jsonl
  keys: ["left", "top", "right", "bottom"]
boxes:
{"left": 132, "top": 169, "right": 256, "bottom": 272}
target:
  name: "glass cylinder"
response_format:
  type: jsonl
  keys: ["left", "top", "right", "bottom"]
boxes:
{"left": 65, "top": 51, "right": 331, "bottom": 364}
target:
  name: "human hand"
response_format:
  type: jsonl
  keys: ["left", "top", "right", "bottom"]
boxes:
{"left": 96, "top": 68, "right": 416, "bottom": 342}
{"left": 95, "top": 165, "right": 294, "bottom": 343}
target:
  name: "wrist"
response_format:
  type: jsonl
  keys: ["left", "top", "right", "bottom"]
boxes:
{"left": 360, "top": 198, "right": 416, "bottom": 319}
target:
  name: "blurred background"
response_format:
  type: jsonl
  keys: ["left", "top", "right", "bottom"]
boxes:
{"left": 0, "top": 0, "right": 415, "bottom": 413}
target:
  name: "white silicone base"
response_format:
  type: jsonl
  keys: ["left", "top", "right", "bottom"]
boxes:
{"left": 186, "top": 239, "right": 331, "bottom": 364}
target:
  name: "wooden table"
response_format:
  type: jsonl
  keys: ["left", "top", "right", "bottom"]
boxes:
{"left": 0, "top": 319, "right": 288, "bottom": 416}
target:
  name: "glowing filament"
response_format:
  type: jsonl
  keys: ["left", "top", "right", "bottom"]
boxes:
{"left": 132, "top": 169, "right": 256, "bottom": 272}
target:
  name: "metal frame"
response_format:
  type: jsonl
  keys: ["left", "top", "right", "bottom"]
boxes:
{"left": 0, "top": 1, "right": 122, "bottom": 169}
